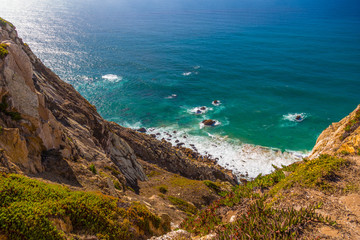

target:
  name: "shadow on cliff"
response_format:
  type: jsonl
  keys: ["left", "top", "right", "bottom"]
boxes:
{"left": 31, "top": 149, "right": 82, "bottom": 187}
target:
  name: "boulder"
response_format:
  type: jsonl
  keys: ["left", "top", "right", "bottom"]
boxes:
{"left": 202, "top": 119, "right": 216, "bottom": 126}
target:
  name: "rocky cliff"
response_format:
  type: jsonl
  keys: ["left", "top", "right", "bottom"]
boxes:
{"left": 0, "top": 19, "right": 236, "bottom": 196}
{"left": 309, "top": 105, "right": 360, "bottom": 159}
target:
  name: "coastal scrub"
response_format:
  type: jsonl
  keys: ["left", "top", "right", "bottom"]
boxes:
{"left": 0, "top": 173, "right": 166, "bottom": 239}
{"left": 0, "top": 43, "right": 9, "bottom": 59}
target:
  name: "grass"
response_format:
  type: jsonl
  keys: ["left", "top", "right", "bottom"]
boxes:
{"left": 170, "top": 175, "right": 201, "bottom": 188}
{"left": 247, "top": 163, "right": 300, "bottom": 191}
{"left": 216, "top": 199, "right": 335, "bottom": 240}
{"left": 341, "top": 109, "right": 360, "bottom": 140}
{"left": 0, "top": 95, "right": 22, "bottom": 121}
{"left": 167, "top": 196, "right": 198, "bottom": 215}
{"left": 104, "top": 165, "right": 121, "bottom": 176}
{"left": 0, "top": 173, "right": 166, "bottom": 239}
{"left": 181, "top": 155, "right": 343, "bottom": 237}
{"left": 146, "top": 170, "right": 162, "bottom": 178}
{"left": 158, "top": 186, "right": 168, "bottom": 194}
{"left": 89, "top": 164, "right": 97, "bottom": 174}
{"left": 113, "top": 180, "right": 122, "bottom": 190}
{"left": 203, "top": 180, "right": 228, "bottom": 197}
{"left": 0, "top": 43, "right": 9, "bottom": 59}
{"left": 270, "top": 155, "right": 349, "bottom": 195}
{"left": 0, "top": 17, "right": 14, "bottom": 28}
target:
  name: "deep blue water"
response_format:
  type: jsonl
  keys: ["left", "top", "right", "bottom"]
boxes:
{"left": 1, "top": 0, "right": 360, "bottom": 177}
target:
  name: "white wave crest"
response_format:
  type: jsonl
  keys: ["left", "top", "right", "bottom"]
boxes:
{"left": 182, "top": 72, "right": 192, "bottom": 76}
{"left": 165, "top": 94, "right": 177, "bottom": 99}
{"left": 102, "top": 74, "right": 123, "bottom": 82}
{"left": 139, "top": 125, "right": 306, "bottom": 180}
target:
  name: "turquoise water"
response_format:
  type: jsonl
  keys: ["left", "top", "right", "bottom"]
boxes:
{"left": 1, "top": 0, "right": 360, "bottom": 177}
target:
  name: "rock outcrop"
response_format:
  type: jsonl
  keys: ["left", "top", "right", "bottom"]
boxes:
{"left": 0, "top": 19, "right": 236, "bottom": 194}
{"left": 309, "top": 105, "right": 360, "bottom": 159}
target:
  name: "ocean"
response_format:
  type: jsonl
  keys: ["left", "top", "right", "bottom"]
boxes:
{"left": 1, "top": 0, "right": 359, "bottom": 178}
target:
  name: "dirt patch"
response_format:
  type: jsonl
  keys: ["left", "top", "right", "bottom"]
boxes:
{"left": 124, "top": 159, "right": 224, "bottom": 229}
{"left": 339, "top": 194, "right": 360, "bottom": 216}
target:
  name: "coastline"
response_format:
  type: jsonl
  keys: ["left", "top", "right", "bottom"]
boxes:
{"left": 131, "top": 125, "right": 307, "bottom": 180}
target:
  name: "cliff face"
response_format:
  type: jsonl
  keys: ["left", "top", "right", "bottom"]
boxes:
{"left": 0, "top": 20, "right": 236, "bottom": 194}
{"left": 309, "top": 105, "right": 360, "bottom": 159}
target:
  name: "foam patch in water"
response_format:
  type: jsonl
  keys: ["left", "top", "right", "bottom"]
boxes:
{"left": 283, "top": 113, "right": 308, "bottom": 122}
{"left": 102, "top": 74, "right": 123, "bottom": 82}
{"left": 188, "top": 106, "right": 213, "bottom": 115}
{"left": 182, "top": 72, "right": 192, "bottom": 76}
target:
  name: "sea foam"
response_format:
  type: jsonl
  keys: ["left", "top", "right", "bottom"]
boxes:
{"left": 282, "top": 113, "right": 308, "bottom": 122}
{"left": 182, "top": 72, "right": 192, "bottom": 76}
{"left": 141, "top": 125, "right": 305, "bottom": 180}
{"left": 102, "top": 74, "right": 123, "bottom": 82}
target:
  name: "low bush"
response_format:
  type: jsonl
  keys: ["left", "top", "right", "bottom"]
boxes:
{"left": 167, "top": 196, "right": 197, "bottom": 215}
{"left": 0, "top": 43, "right": 9, "bottom": 59}
{"left": 89, "top": 164, "right": 97, "bottom": 174}
{"left": 0, "top": 173, "right": 164, "bottom": 239}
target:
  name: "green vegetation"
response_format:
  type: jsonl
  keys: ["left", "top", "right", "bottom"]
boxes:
{"left": 0, "top": 95, "right": 22, "bottom": 121}
{"left": 345, "top": 109, "right": 360, "bottom": 132}
{"left": 0, "top": 43, "right": 9, "bottom": 59}
{"left": 0, "top": 17, "right": 14, "bottom": 28}
{"left": 216, "top": 200, "right": 334, "bottom": 239}
{"left": 146, "top": 170, "right": 162, "bottom": 178}
{"left": 341, "top": 109, "right": 360, "bottom": 140}
{"left": 203, "top": 180, "right": 228, "bottom": 197}
{"left": 167, "top": 196, "right": 198, "bottom": 215}
{"left": 89, "top": 164, "right": 97, "bottom": 174}
{"left": 181, "top": 155, "right": 342, "bottom": 237}
{"left": 104, "top": 165, "right": 121, "bottom": 176}
{"left": 158, "top": 185, "right": 168, "bottom": 194}
{"left": 271, "top": 155, "right": 349, "bottom": 194}
{"left": 340, "top": 150, "right": 350, "bottom": 155}
{"left": 170, "top": 175, "right": 200, "bottom": 187}
{"left": 0, "top": 173, "right": 165, "bottom": 239}
{"left": 203, "top": 180, "right": 221, "bottom": 192}
{"left": 113, "top": 180, "right": 122, "bottom": 190}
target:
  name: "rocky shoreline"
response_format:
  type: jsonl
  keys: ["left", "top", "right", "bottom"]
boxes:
{"left": 0, "top": 18, "right": 237, "bottom": 193}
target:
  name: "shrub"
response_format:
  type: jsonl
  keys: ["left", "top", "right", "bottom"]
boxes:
{"left": 0, "top": 95, "right": 22, "bottom": 121}
{"left": 89, "top": 164, "right": 97, "bottom": 174}
{"left": 203, "top": 180, "right": 221, "bottom": 192}
{"left": 0, "top": 17, "right": 14, "bottom": 28}
{"left": 158, "top": 186, "right": 168, "bottom": 194}
{"left": 0, "top": 43, "right": 9, "bottom": 59}
{"left": 104, "top": 165, "right": 121, "bottom": 176}
{"left": 216, "top": 199, "right": 335, "bottom": 239}
{"left": 341, "top": 109, "right": 360, "bottom": 140}
{"left": 168, "top": 196, "right": 197, "bottom": 215}
{"left": 0, "top": 174, "right": 165, "bottom": 239}
{"left": 181, "top": 155, "right": 342, "bottom": 236}
{"left": 271, "top": 155, "right": 349, "bottom": 194}
{"left": 114, "top": 180, "right": 122, "bottom": 190}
